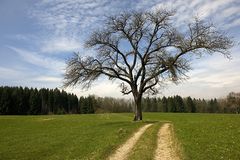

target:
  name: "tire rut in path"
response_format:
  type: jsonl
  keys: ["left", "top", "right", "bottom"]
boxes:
{"left": 108, "top": 124, "right": 153, "bottom": 160}
{"left": 154, "top": 123, "right": 180, "bottom": 160}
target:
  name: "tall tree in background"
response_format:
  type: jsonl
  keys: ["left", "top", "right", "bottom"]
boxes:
{"left": 29, "top": 88, "right": 41, "bottom": 114}
{"left": 186, "top": 96, "right": 196, "bottom": 113}
{"left": 40, "top": 88, "right": 48, "bottom": 114}
{"left": 168, "top": 97, "right": 177, "bottom": 112}
{"left": 0, "top": 87, "right": 11, "bottom": 114}
{"left": 64, "top": 9, "right": 233, "bottom": 121}
{"left": 22, "top": 87, "right": 30, "bottom": 114}
{"left": 175, "top": 95, "right": 185, "bottom": 112}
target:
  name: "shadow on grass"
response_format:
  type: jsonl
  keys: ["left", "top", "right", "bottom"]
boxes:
{"left": 99, "top": 121, "right": 134, "bottom": 127}
{"left": 99, "top": 120, "right": 173, "bottom": 129}
{"left": 134, "top": 120, "right": 172, "bottom": 124}
{"left": 141, "top": 120, "right": 159, "bottom": 124}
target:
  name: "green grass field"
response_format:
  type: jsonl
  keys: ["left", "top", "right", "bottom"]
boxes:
{"left": 0, "top": 113, "right": 240, "bottom": 160}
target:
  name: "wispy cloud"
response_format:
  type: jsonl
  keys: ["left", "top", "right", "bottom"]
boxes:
{"left": 41, "top": 37, "right": 82, "bottom": 53}
{"left": 28, "top": 0, "right": 113, "bottom": 54}
{"left": 0, "top": 67, "right": 22, "bottom": 79}
{"left": 0, "top": 65, "right": 62, "bottom": 88}
{"left": 29, "top": 0, "right": 110, "bottom": 35}
{"left": 33, "top": 76, "right": 62, "bottom": 83}
{"left": 196, "top": 0, "right": 235, "bottom": 18}
{"left": 152, "top": 0, "right": 240, "bottom": 30}
{"left": 7, "top": 46, "right": 65, "bottom": 73}
{"left": 221, "top": 6, "right": 240, "bottom": 19}
{"left": 66, "top": 79, "right": 129, "bottom": 98}
{"left": 27, "top": 0, "right": 240, "bottom": 55}
{"left": 163, "top": 50, "right": 240, "bottom": 98}
{"left": 224, "top": 18, "right": 240, "bottom": 30}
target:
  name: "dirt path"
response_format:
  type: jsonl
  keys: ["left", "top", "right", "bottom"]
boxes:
{"left": 108, "top": 124, "right": 153, "bottom": 160}
{"left": 154, "top": 123, "right": 180, "bottom": 160}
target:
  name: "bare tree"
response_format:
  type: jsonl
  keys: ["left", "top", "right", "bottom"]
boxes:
{"left": 64, "top": 9, "right": 233, "bottom": 121}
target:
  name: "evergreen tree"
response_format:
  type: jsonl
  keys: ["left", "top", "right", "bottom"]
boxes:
{"left": 40, "top": 88, "right": 48, "bottom": 114}
{"left": 22, "top": 87, "right": 30, "bottom": 114}
{"left": 141, "top": 97, "right": 148, "bottom": 112}
{"left": 87, "top": 96, "right": 94, "bottom": 113}
{"left": 17, "top": 87, "right": 25, "bottom": 114}
{"left": 186, "top": 97, "right": 196, "bottom": 113}
{"left": 168, "top": 97, "right": 176, "bottom": 112}
{"left": 162, "top": 96, "right": 168, "bottom": 112}
{"left": 10, "top": 87, "right": 19, "bottom": 114}
{"left": 53, "top": 88, "right": 61, "bottom": 114}
{"left": 61, "top": 90, "right": 68, "bottom": 113}
{"left": 152, "top": 97, "right": 158, "bottom": 112}
{"left": 0, "top": 87, "right": 11, "bottom": 114}
{"left": 199, "top": 99, "right": 204, "bottom": 113}
{"left": 146, "top": 97, "right": 152, "bottom": 112}
{"left": 175, "top": 95, "right": 185, "bottom": 112}
{"left": 79, "top": 96, "right": 87, "bottom": 114}
{"left": 213, "top": 98, "right": 219, "bottom": 113}
{"left": 29, "top": 88, "right": 41, "bottom": 114}
{"left": 157, "top": 98, "right": 162, "bottom": 112}
{"left": 48, "top": 89, "right": 54, "bottom": 114}
{"left": 208, "top": 98, "right": 219, "bottom": 113}
{"left": 0, "top": 87, "right": 2, "bottom": 114}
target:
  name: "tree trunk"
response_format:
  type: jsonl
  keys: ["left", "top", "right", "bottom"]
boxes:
{"left": 133, "top": 96, "right": 142, "bottom": 121}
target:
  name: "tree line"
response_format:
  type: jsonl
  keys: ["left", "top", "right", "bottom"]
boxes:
{"left": 0, "top": 86, "right": 131, "bottom": 115}
{"left": 0, "top": 86, "right": 239, "bottom": 115}
{"left": 0, "top": 86, "right": 79, "bottom": 115}
{"left": 141, "top": 93, "right": 240, "bottom": 113}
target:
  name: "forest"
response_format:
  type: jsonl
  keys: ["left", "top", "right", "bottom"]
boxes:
{"left": 0, "top": 86, "right": 239, "bottom": 115}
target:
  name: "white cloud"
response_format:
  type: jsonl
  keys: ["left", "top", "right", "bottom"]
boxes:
{"left": 197, "top": 0, "right": 234, "bottom": 18}
{"left": 66, "top": 79, "right": 130, "bottom": 98}
{"left": 189, "top": 72, "right": 240, "bottom": 88}
{"left": 221, "top": 6, "right": 240, "bottom": 19}
{"left": 29, "top": 0, "right": 108, "bottom": 34}
{"left": 224, "top": 18, "right": 240, "bottom": 29}
{"left": 163, "top": 49, "right": 240, "bottom": 99}
{"left": 0, "top": 66, "right": 62, "bottom": 88}
{"left": 7, "top": 46, "right": 66, "bottom": 73}
{"left": 0, "top": 67, "right": 22, "bottom": 79}
{"left": 41, "top": 37, "right": 82, "bottom": 53}
{"left": 151, "top": 0, "right": 238, "bottom": 30}
{"left": 0, "top": 54, "right": 65, "bottom": 89}
{"left": 33, "top": 76, "right": 62, "bottom": 83}
{"left": 28, "top": 0, "right": 114, "bottom": 54}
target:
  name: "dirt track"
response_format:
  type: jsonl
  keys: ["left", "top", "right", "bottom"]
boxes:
{"left": 109, "top": 122, "right": 180, "bottom": 160}
{"left": 154, "top": 123, "right": 180, "bottom": 160}
{"left": 108, "top": 124, "right": 153, "bottom": 160}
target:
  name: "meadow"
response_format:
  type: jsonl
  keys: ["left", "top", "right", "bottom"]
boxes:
{"left": 0, "top": 113, "right": 240, "bottom": 160}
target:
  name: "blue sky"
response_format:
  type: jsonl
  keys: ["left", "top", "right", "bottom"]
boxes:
{"left": 0, "top": 0, "right": 240, "bottom": 99}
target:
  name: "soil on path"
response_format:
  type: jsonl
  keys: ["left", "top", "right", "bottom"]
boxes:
{"left": 108, "top": 124, "right": 153, "bottom": 160}
{"left": 154, "top": 123, "right": 180, "bottom": 160}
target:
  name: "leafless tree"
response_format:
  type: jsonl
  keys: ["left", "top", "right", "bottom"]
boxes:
{"left": 64, "top": 9, "right": 233, "bottom": 121}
